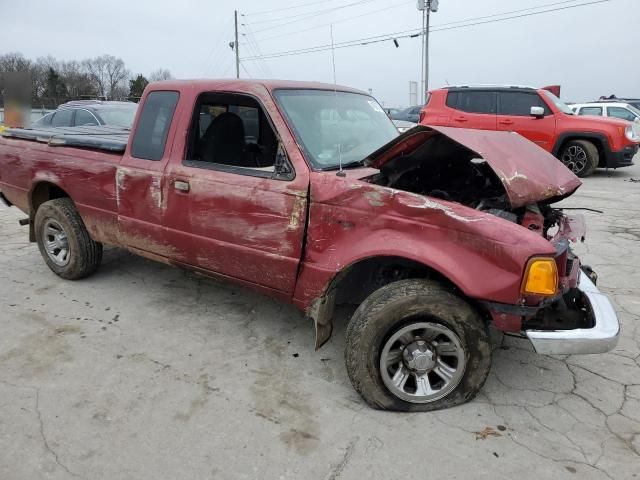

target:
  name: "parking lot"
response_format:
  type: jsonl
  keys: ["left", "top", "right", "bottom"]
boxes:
{"left": 1, "top": 162, "right": 639, "bottom": 480}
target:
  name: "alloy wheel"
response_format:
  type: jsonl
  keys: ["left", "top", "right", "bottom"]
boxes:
{"left": 561, "top": 145, "right": 588, "bottom": 174}
{"left": 379, "top": 321, "right": 466, "bottom": 403}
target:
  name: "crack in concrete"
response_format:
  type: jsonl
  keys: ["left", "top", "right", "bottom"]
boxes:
{"left": 35, "top": 389, "right": 83, "bottom": 479}
{"left": 326, "top": 437, "right": 358, "bottom": 480}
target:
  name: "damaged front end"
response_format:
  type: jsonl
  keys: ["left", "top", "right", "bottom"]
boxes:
{"left": 360, "top": 125, "right": 619, "bottom": 354}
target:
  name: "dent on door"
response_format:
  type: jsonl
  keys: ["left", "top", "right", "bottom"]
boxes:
{"left": 116, "top": 167, "right": 173, "bottom": 256}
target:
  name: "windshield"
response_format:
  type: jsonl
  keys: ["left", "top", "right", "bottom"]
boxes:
{"left": 541, "top": 90, "right": 574, "bottom": 115}
{"left": 274, "top": 89, "right": 399, "bottom": 169}
{"left": 97, "top": 105, "right": 137, "bottom": 128}
{"left": 628, "top": 105, "right": 640, "bottom": 118}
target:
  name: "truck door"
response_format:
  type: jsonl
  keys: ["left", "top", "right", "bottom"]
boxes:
{"left": 116, "top": 90, "right": 180, "bottom": 258}
{"left": 497, "top": 90, "right": 556, "bottom": 152}
{"left": 162, "top": 92, "right": 308, "bottom": 294}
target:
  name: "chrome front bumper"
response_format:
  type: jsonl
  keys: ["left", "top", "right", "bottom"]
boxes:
{"left": 525, "top": 272, "right": 620, "bottom": 355}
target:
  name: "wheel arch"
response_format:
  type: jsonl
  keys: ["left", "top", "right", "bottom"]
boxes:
{"left": 29, "top": 181, "right": 72, "bottom": 241}
{"left": 552, "top": 132, "right": 609, "bottom": 167}
{"left": 305, "top": 254, "right": 485, "bottom": 350}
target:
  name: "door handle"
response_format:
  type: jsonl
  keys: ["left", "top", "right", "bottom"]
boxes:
{"left": 499, "top": 119, "right": 514, "bottom": 125}
{"left": 453, "top": 116, "right": 467, "bottom": 122}
{"left": 174, "top": 180, "right": 190, "bottom": 192}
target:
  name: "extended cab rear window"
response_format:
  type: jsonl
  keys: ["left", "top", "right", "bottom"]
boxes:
{"left": 131, "top": 91, "right": 179, "bottom": 161}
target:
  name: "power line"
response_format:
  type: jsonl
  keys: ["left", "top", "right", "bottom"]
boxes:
{"left": 244, "top": 29, "right": 423, "bottom": 61}
{"left": 250, "top": 0, "right": 594, "bottom": 43}
{"left": 432, "top": 0, "right": 610, "bottom": 32}
{"left": 241, "top": 0, "right": 610, "bottom": 61}
{"left": 240, "top": 62, "right": 253, "bottom": 78}
{"left": 430, "top": 0, "right": 586, "bottom": 28}
{"left": 250, "top": 0, "right": 378, "bottom": 34}
{"left": 246, "top": 0, "right": 375, "bottom": 25}
{"left": 242, "top": 28, "right": 272, "bottom": 77}
{"left": 198, "top": 26, "right": 233, "bottom": 76}
{"left": 244, "top": 0, "right": 344, "bottom": 17}
{"left": 248, "top": 0, "right": 413, "bottom": 43}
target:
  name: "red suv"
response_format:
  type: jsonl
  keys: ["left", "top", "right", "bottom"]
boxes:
{"left": 420, "top": 85, "right": 640, "bottom": 177}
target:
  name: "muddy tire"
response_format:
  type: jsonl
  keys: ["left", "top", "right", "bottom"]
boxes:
{"left": 34, "top": 198, "right": 102, "bottom": 279}
{"left": 559, "top": 140, "right": 599, "bottom": 177}
{"left": 345, "top": 279, "right": 491, "bottom": 412}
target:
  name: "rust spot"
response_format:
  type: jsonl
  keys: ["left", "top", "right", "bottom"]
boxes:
{"left": 287, "top": 195, "right": 306, "bottom": 230}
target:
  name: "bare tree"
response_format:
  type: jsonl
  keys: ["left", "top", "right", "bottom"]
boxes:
{"left": 83, "top": 56, "right": 108, "bottom": 98}
{"left": 0, "top": 52, "right": 32, "bottom": 72}
{"left": 149, "top": 68, "right": 173, "bottom": 82}
{"left": 105, "top": 56, "right": 130, "bottom": 99}
{"left": 82, "top": 55, "right": 129, "bottom": 99}
{"left": 59, "top": 60, "right": 95, "bottom": 99}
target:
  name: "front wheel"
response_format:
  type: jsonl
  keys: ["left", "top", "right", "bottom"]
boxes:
{"left": 559, "top": 140, "right": 599, "bottom": 177}
{"left": 345, "top": 279, "right": 491, "bottom": 411}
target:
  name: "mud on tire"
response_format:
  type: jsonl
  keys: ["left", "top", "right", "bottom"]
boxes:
{"left": 345, "top": 279, "right": 491, "bottom": 412}
{"left": 34, "top": 198, "right": 102, "bottom": 280}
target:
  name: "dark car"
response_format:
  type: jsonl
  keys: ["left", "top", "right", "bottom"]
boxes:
{"left": 390, "top": 105, "right": 422, "bottom": 123}
{"left": 383, "top": 107, "right": 402, "bottom": 117}
{"left": 32, "top": 100, "right": 137, "bottom": 129}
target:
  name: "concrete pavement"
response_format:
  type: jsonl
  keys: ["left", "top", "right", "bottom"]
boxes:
{"left": 1, "top": 163, "right": 639, "bottom": 480}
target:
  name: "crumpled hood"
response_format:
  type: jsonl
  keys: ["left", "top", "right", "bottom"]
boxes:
{"left": 365, "top": 125, "right": 582, "bottom": 208}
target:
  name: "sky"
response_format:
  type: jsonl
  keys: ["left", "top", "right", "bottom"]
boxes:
{"left": 1, "top": 0, "right": 638, "bottom": 107}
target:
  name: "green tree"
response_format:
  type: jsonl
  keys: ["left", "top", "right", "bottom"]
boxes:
{"left": 44, "top": 67, "right": 68, "bottom": 104}
{"left": 128, "top": 74, "right": 148, "bottom": 102}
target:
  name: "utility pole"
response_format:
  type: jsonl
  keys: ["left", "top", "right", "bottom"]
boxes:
{"left": 425, "top": 4, "right": 430, "bottom": 95}
{"left": 420, "top": 8, "right": 426, "bottom": 104}
{"left": 234, "top": 10, "right": 240, "bottom": 79}
{"left": 417, "top": 0, "right": 439, "bottom": 103}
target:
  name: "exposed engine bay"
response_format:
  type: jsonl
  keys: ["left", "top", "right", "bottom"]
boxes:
{"left": 363, "top": 132, "right": 565, "bottom": 238}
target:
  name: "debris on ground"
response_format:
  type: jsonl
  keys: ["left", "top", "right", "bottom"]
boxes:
{"left": 474, "top": 427, "right": 503, "bottom": 440}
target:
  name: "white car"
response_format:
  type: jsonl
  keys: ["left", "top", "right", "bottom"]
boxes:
{"left": 571, "top": 102, "right": 640, "bottom": 123}
{"left": 392, "top": 119, "right": 417, "bottom": 133}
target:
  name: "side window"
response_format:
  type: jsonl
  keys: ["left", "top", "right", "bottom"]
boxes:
{"left": 231, "top": 105, "right": 259, "bottom": 143}
{"left": 499, "top": 92, "right": 550, "bottom": 116}
{"left": 578, "top": 106, "right": 603, "bottom": 116}
{"left": 52, "top": 109, "right": 74, "bottom": 127}
{"left": 75, "top": 109, "right": 98, "bottom": 126}
{"left": 184, "top": 93, "right": 280, "bottom": 177}
{"left": 130, "top": 91, "right": 179, "bottom": 161}
{"left": 608, "top": 107, "right": 636, "bottom": 122}
{"left": 37, "top": 113, "right": 53, "bottom": 126}
{"left": 450, "top": 91, "right": 496, "bottom": 114}
{"left": 445, "top": 91, "right": 458, "bottom": 109}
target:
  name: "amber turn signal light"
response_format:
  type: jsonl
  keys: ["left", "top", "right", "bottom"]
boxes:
{"left": 522, "top": 257, "right": 558, "bottom": 296}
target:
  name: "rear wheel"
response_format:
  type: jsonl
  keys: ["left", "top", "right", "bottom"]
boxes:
{"left": 35, "top": 198, "right": 102, "bottom": 279}
{"left": 560, "top": 140, "right": 599, "bottom": 177}
{"left": 345, "top": 279, "right": 491, "bottom": 412}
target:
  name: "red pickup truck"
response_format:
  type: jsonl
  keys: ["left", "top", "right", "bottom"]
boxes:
{"left": 419, "top": 85, "right": 640, "bottom": 177}
{"left": 0, "top": 79, "right": 619, "bottom": 411}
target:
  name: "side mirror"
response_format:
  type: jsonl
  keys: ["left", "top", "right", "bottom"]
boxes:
{"left": 530, "top": 106, "right": 545, "bottom": 119}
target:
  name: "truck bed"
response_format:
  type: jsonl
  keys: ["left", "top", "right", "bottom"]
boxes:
{"left": 1, "top": 125, "right": 129, "bottom": 152}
